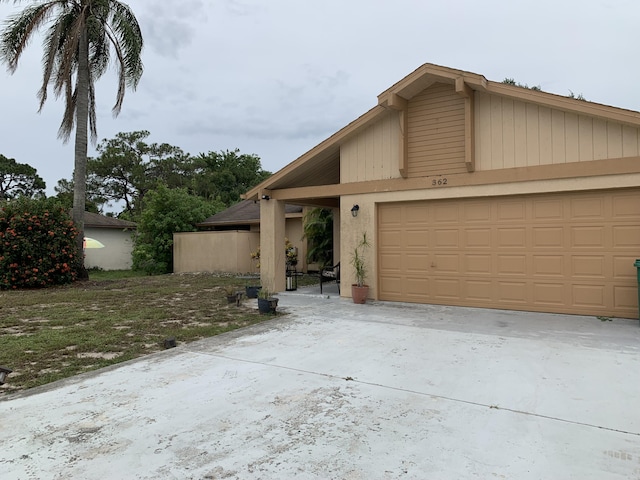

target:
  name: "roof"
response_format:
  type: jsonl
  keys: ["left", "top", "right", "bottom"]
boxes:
{"left": 244, "top": 62, "right": 640, "bottom": 201}
{"left": 84, "top": 211, "right": 137, "bottom": 229}
{"left": 197, "top": 200, "right": 303, "bottom": 227}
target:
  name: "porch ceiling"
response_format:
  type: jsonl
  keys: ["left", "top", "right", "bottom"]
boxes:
{"left": 265, "top": 148, "right": 340, "bottom": 191}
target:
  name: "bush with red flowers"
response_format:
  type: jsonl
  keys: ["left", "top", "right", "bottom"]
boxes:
{"left": 0, "top": 197, "right": 80, "bottom": 289}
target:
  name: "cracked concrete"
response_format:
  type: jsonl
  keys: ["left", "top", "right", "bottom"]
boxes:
{"left": 1, "top": 285, "right": 639, "bottom": 479}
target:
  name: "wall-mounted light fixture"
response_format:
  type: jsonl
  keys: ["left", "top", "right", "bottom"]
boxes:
{"left": 351, "top": 204, "right": 360, "bottom": 217}
{"left": 261, "top": 194, "right": 270, "bottom": 201}
{"left": 0, "top": 366, "right": 12, "bottom": 385}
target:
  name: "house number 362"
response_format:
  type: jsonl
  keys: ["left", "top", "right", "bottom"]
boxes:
{"left": 431, "top": 178, "right": 448, "bottom": 186}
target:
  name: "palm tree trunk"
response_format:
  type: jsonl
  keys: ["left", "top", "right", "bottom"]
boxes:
{"left": 73, "top": 27, "right": 89, "bottom": 280}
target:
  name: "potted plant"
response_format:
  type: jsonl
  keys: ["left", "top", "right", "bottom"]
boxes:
{"left": 350, "top": 232, "right": 371, "bottom": 304}
{"left": 224, "top": 286, "right": 241, "bottom": 304}
{"left": 257, "top": 289, "right": 279, "bottom": 314}
{"left": 285, "top": 238, "right": 298, "bottom": 267}
{"left": 245, "top": 247, "right": 262, "bottom": 298}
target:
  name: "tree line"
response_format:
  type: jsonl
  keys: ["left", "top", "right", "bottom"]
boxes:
{"left": 0, "top": 130, "right": 271, "bottom": 278}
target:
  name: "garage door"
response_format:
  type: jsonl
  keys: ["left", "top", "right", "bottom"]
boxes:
{"left": 378, "top": 189, "right": 640, "bottom": 318}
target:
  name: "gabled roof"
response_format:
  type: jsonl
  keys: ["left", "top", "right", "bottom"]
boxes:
{"left": 244, "top": 62, "right": 640, "bottom": 201}
{"left": 84, "top": 211, "right": 136, "bottom": 229}
{"left": 197, "top": 200, "right": 302, "bottom": 227}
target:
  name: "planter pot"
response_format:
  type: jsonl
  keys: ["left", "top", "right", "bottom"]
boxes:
{"left": 226, "top": 295, "right": 236, "bottom": 304}
{"left": 351, "top": 285, "right": 369, "bottom": 304}
{"left": 258, "top": 297, "right": 278, "bottom": 314}
{"left": 246, "top": 286, "right": 262, "bottom": 299}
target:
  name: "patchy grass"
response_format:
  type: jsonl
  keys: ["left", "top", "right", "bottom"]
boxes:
{"left": 0, "top": 271, "right": 319, "bottom": 395}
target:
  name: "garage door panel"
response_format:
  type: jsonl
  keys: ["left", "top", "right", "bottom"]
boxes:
{"left": 433, "top": 278, "right": 460, "bottom": 299}
{"left": 405, "top": 253, "right": 430, "bottom": 273}
{"left": 571, "top": 255, "right": 606, "bottom": 279}
{"left": 378, "top": 276, "right": 403, "bottom": 296}
{"left": 572, "top": 284, "right": 606, "bottom": 308}
{"left": 432, "top": 204, "right": 459, "bottom": 223}
{"left": 379, "top": 230, "right": 403, "bottom": 249}
{"left": 570, "top": 197, "right": 606, "bottom": 219}
{"left": 405, "top": 230, "right": 428, "bottom": 248}
{"left": 532, "top": 255, "right": 565, "bottom": 277}
{"left": 463, "top": 202, "right": 492, "bottom": 222}
{"left": 464, "top": 254, "right": 492, "bottom": 275}
{"left": 532, "top": 227, "right": 564, "bottom": 248}
{"left": 532, "top": 199, "right": 564, "bottom": 221}
{"left": 497, "top": 228, "right": 527, "bottom": 248}
{"left": 465, "top": 280, "right": 493, "bottom": 301}
{"left": 497, "top": 201, "right": 526, "bottom": 222}
{"left": 496, "top": 281, "right": 528, "bottom": 303}
{"left": 432, "top": 254, "right": 459, "bottom": 274}
{"left": 405, "top": 204, "right": 429, "bottom": 225}
{"left": 497, "top": 255, "right": 527, "bottom": 276}
{"left": 378, "top": 189, "right": 639, "bottom": 318}
{"left": 405, "top": 277, "right": 429, "bottom": 297}
{"left": 571, "top": 226, "right": 605, "bottom": 248}
{"left": 612, "top": 225, "right": 640, "bottom": 248}
{"left": 465, "top": 228, "right": 492, "bottom": 248}
{"left": 434, "top": 229, "right": 459, "bottom": 248}
{"left": 612, "top": 193, "right": 640, "bottom": 217}
{"left": 613, "top": 285, "right": 636, "bottom": 310}
{"left": 378, "top": 205, "right": 403, "bottom": 225}
{"left": 613, "top": 256, "right": 636, "bottom": 279}
{"left": 532, "top": 283, "right": 566, "bottom": 306}
{"left": 379, "top": 253, "right": 403, "bottom": 273}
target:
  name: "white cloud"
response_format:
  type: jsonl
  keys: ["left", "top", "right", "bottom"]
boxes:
{"left": 0, "top": 0, "right": 639, "bottom": 197}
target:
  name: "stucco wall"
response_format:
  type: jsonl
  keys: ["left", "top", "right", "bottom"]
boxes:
{"left": 173, "top": 231, "right": 260, "bottom": 274}
{"left": 84, "top": 228, "right": 134, "bottom": 271}
{"left": 174, "top": 217, "right": 305, "bottom": 275}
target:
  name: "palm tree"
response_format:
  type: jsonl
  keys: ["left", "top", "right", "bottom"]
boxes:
{"left": 0, "top": 0, "right": 143, "bottom": 277}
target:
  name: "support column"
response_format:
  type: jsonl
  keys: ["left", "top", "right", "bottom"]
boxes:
{"left": 260, "top": 196, "right": 286, "bottom": 293}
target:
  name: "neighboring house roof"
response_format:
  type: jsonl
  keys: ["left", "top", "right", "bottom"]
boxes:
{"left": 198, "top": 200, "right": 302, "bottom": 227}
{"left": 244, "top": 62, "right": 640, "bottom": 201}
{"left": 83, "top": 211, "right": 137, "bottom": 229}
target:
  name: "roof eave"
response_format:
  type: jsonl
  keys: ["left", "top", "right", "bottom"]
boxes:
{"left": 243, "top": 105, "right": 387, "bottom": 200}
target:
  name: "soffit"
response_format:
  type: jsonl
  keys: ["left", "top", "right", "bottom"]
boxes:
{"left": 265, "top": 148, "right": 340, "bottom": 191}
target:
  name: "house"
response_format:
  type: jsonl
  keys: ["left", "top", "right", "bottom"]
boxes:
{"left": 84, "top": 212, "right": 136, "bottom": 270}
{"left": 173, "top": 200, "right": 307, "bottom": 274}
{"left": 245, "top": 63, "right": 640, "bottom": 319}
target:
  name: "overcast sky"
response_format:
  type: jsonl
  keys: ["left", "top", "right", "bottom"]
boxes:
{"left": 1, "top": 0, "right": 639, "bottom": 201}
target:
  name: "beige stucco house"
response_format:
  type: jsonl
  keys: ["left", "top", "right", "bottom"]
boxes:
{"left": 84, "top": 212, "right": 136, "bottom": 270}
{"left": 173, "top": 200, "right": 307, "bottom": 274}
{"left": 245, "top": 63, "right": 640, "bottom": 319}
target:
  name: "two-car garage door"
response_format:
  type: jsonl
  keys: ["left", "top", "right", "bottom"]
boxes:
{"left": 378, "top": 189, "right": 640, "bottom": 318}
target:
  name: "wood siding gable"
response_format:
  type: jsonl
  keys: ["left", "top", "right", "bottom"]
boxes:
{"left": 407, "top": 83, "right": 467, "bottom": 177}
{"left": 340, "top": 110, "right": 401, "bottom": 183}
{"left": 476, "top": 92, "right": 640, "bottom": 170}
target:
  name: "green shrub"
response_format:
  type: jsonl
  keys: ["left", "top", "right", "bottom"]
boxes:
{"left": 0, "top": 197, "right": 79, "bottom": 289}
{"left": 132, "top": 185, "right": 222, "bottom": 275}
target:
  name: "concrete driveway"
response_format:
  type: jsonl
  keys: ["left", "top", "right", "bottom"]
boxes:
{"left": 1, "top": 287, "right": 640, "bottom": 479}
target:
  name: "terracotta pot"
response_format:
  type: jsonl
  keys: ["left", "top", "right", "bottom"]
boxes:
{"left": 351, "top": 285, "right": 369, "bottom": 304}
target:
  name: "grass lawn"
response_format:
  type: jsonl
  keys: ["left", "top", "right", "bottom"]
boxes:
{"left": 0, "top": 271, "right": 319, "bottom": 395}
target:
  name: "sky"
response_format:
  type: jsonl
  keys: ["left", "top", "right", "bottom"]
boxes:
{"left": 1, "top": 0, "right": 639, "bottom": 205}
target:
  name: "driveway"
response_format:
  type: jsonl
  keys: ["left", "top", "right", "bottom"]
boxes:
{"left": 1, "top": 287, "right": 639, "bottom": 479}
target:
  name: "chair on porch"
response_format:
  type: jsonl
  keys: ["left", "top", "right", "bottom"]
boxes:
{"left": 320, "top": 262, "right": 340, "bottom": 294}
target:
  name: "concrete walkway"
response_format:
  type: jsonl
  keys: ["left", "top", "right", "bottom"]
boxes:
{"left": 1, "top": 287, "right": 640, "bottom": 479}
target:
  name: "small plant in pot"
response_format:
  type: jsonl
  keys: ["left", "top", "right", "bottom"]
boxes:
{"left": 257, "top": 289, "right": 279, "bottom": 314}
{"left": 351, "top": 232, "right": 370, "bottom": 304}
{"left": 224, "top": 286, "right": 241, "bottom": 304}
